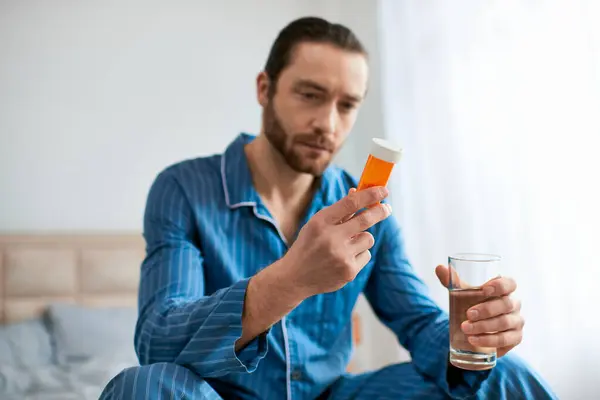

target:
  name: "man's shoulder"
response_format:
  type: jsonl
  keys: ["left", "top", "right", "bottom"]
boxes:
{"left": 329, "top": 165, "right": 359, "bottom": 187}
{"left": 158, "top": 153, "right": 223, "bottom": 185}
{"left": 321, "top": 165, "right": 359, "bottom": 202}
{"left": 148, "top": 153, "right": 226, "bottom": 205}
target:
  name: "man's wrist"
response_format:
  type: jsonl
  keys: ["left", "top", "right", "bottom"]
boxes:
{"left": 257, "top": 257, "right": 309, "bottom": 307}
{"left": 237, "top": 260, "right": 306, "bottom": 351}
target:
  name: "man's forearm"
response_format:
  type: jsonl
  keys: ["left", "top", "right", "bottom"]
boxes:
{"left": 235, "top": 259, "right": 306, "bottom": 351}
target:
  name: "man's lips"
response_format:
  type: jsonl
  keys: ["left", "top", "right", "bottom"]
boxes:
{"left": 298, "top": 142, "right": 332, "bottom": 152}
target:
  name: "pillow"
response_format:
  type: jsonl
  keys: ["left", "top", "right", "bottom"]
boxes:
{"left": 0, "top": 318, "right": 53, "bottom": 367}
{"left": 47, "top": 303, "right": 138, "bottom": 365}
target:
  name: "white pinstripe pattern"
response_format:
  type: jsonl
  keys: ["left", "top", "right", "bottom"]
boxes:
{"left": 98, "top": 133, "right": 557, "bottom": 400}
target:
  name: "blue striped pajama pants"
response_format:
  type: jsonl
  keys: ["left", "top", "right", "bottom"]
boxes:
{"left": 99, "top": 353, "right": 555, "bottom": 400}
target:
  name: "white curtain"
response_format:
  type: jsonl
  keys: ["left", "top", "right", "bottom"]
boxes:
{"left": 378, "top": 1, "right": 600, "bottom": 398}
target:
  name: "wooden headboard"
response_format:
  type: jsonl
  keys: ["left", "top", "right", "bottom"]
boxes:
{"left": 0, "top": 234, "right": 145, "bottom": 324}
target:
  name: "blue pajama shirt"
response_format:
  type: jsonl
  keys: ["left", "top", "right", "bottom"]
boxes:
{"left": 100, "top": 133, "right": 556, "bottom": 399}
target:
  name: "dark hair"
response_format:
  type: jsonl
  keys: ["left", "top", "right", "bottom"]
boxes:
{"left": 264, "top": 17, "right": 367, "bottom": 90}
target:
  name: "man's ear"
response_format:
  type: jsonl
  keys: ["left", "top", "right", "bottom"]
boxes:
{"left": 256, "top": 71, "right": 271, "bottom": 107}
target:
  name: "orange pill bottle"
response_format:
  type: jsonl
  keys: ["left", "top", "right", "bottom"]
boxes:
{"left": 357, "top": 138, "right": 402, "bottom": 191}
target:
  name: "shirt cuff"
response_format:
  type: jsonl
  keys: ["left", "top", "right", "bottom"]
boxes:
{"left": 175, "top": 277, "right": 270, "bottom": 376}
{"left": 227, "top": 278, "right": 270, "bottom": 373}
{"left": 235, "top": 329, "right": 270, "bottom": 372}
{"left": 446, "top": 361, "right": 491, "bottom": 399}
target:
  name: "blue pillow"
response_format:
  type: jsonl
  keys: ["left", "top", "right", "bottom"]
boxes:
{"left": 47, "top": 303, "right": 138, "bottom": 365}
{"left": 0, "top": 318, "right": 53, "bottom": 367}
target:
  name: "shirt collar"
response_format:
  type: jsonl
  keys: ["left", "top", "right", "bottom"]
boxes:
{"left": 221, "top": 133, "right": 261, "bottom": 208}
{"left": 221, "top": 132, "right": 342, "bottom": 209}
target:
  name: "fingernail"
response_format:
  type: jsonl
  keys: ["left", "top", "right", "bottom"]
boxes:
{"left": 483, "top": 286, "right": 495, "bottom": 296}
{"left": 469, "top": 336, "right": 479, "bottom": 344}
{"left": 467, "top": 309, "right": 479, "bottom": 320}
{"left": 462, "top": 322, "right": 473, "bottom": 333}
{"left": 386, "top": 204, "right": 392, "bottom": 213}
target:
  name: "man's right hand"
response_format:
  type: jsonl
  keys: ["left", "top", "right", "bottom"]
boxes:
{"left": 237, "top": 186, "right": 391, "bottom": 350}
{"left": 281, "top": 186, "right": 392, "bottom": 299}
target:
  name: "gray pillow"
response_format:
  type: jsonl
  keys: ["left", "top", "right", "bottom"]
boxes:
{"left": 47, "top": 303, "right": 138, "bottom": 365}
{"left": 0, "top": 318, "right": 53, "bottom": 367}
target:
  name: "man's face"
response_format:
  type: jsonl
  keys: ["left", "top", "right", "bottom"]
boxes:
{"left": 260, "top": 42, "right": 369, "bottom": 176}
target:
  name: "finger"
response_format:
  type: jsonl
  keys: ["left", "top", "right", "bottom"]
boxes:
{"left": 350, "top": 232, "right": 375, "bottom": 255}
{"left": 468, "top": 329, "right": 523, "bottom": 349}
{"left": 482, "top": 276, "right": 517, "bottom": 297}
{"left": 435, "top": 265, "right": 466, "bottom": 289}
{"left": 355, "top": 249, "right": 372, "bottom": 269}
{"left": 467, "top": 297, "right": 521, "bottom": 321}
{"left": 339, "top": 188, "right": 358, "bottom": 224}
{"left": 342, "top": 203, "right": 391, "bottom": 234}
{"left": 435, "top": 265, "right": 449, "bottom": 287}
{"left": 462, "top": 311, "right": 524, "bottom": 335}
{"left": 322, "top": 187, "right": 389, "bottom": 224}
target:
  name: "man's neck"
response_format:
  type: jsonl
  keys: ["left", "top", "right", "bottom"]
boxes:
{"left": 244, "top": 134, "right": 316, "bottom": 206}
{"left": 244, "top": 135, "right": 318, "bottom": 241}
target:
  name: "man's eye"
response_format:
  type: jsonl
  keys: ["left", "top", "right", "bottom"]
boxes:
{"left": 302, "top": 92, "right": 319, "bottom": 100}
{"left": 340, "top": 102, "right": 355, "bottom": 112}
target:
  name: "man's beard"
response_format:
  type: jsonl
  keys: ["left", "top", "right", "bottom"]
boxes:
{"left": 263, "top": 102, "right": 335, "bottom": 177}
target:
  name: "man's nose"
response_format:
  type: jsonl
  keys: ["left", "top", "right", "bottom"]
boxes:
{"left": 312, "top": 104, "right": 338, "bottom": 135}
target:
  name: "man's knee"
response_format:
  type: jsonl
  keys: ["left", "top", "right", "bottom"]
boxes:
{"left": 495, "top": 353, "right": 541, "bottom": 383}
{"left": 100, "top": 363, "right": 221, "bottom": 400}
{"left": 487, "top": 353, "right": 557, "bottom": 399}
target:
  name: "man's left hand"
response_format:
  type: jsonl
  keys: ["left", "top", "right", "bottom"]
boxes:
{"left": 435, "top": 265, "right": 525, "bottom": 358}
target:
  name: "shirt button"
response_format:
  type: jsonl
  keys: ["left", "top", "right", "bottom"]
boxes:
{"left": 291, "top": 370, "right": 303, "bottom": 381}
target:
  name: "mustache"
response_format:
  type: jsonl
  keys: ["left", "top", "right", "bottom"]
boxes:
{"left": 295, "top": 134, "right": 335, "bottom": 152}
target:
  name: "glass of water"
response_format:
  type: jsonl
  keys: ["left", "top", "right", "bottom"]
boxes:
{"left": 448, "top": 253, "right": 501, "bottom": 370}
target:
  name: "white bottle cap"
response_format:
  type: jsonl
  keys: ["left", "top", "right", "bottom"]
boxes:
{"left": 370, "top": 138, "right": 403, "bottom": 164}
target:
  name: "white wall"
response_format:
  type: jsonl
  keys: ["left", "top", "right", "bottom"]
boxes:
{"left": 0, "top": 0, "right": 324, "bottom": 231}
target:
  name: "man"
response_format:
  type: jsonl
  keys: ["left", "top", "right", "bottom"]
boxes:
{"left": 100, "top": 17, "right": 556, "bottom": 400}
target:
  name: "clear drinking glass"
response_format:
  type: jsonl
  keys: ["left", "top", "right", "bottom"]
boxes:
{"left": 448, "top": 253, "right": 501, "bottom": 370}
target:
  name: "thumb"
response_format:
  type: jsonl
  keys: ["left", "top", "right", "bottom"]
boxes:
{"left": 435, "top": 264, "right": 465, "bottom": 289}
{"left": 435, "top": 264, "right": 451, "bottom": 288}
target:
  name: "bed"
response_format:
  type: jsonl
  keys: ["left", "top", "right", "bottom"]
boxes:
{"left": 0, "top": 233, "right": 145, "bottom": 399}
